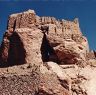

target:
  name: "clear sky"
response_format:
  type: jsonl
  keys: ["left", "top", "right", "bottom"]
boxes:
{"left": 0, "top": 0, "right": 96, "bottom": 50}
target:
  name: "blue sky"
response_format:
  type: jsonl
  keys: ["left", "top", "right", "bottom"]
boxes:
{"left": 0, "top": 0, "right": 96, "bottom": 50}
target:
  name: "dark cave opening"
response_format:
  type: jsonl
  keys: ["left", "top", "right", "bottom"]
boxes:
{"left": 40, "top": 33, "right": 59, "bottom": 63}
{"left": 7, "top": 32, "right": 26, "bottom": 66}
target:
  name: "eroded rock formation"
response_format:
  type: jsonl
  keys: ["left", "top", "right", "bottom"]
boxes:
{"left": 0, "top": 9, "right": 89, "bottom": 66}
{"left": 0, "top": 9, "right": 95, "bottom": 95}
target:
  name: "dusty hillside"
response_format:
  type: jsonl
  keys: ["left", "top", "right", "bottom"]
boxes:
{"left": 0, "top": 9, "right": 96, "bottom": 95}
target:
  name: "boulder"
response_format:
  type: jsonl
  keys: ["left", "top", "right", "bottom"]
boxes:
{"left": 46, "top": 34, "right": 89, "bottom": 64}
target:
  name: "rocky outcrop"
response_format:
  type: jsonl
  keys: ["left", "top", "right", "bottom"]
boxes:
{"left": 39, "top": 63, "right": 70, "bottom": 95}
{"left": 0, "top": 9, "right": 95, "bottom": 95}
{"left": 47, "top": 33, "right": 88, "bottom": 64}
{"left": 86, "top": 50, "right": 96, "bottom": 60}
{"left": 0, "top": 27, "right": 43, "bottom": 66}
{"left": 0, "top": 9, "right": 89, "bottom": 66}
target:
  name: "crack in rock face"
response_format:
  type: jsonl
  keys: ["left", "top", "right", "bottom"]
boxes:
{"left": 0, "top": 9, "right": 95, "bottom": 95}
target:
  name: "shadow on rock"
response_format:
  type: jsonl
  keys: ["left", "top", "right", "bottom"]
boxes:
{"left": 40, "top": 33, "right": 59, "bottom": 63}
{"left": 0, "top": 32, "right": 26, "bottom": 68}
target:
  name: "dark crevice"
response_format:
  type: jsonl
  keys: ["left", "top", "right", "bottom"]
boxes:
{"left": 0, "top": 32, "right": 26, "bottom": 68}
{"left": 7, "top": 32, "right": 26, "bottom": 66}
{"left": 0, "top": 42, "right": 7, "bottom": 65}
{"left": 40, "top": 33, "right": 59, "bottom": 63}
{"left": 13, "top": 20, "right": 16, "bottom": 31}
{"left": 59, "top": 79, "right": 69, "bottom": 90}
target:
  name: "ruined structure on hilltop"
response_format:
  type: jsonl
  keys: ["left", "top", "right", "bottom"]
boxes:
{"left": 0, "top": 9, "right": 89, "bottom": 66}
{"left": 8, "top": 9, "right": 81, "bottom": 36}
{"left": 0, "top": 9, "right": 96, "bottom": 95}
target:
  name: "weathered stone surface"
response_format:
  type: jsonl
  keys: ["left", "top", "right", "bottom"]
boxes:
{"left": 75, "top": 65, "right": 96, "bottom": 95}
{"left": 46, "top": 33, "right": 89, "bottom": 64}
{"left": 0, "top": 31, "right": 11, "bottom": 64}
{"left": 86, "top": 50, "right": 96, "bottom": 60}
{"left": 0, "top": 64, "right": 40, "bottom": 95}
{"left": 39, "top": 64, "right": 70, "bottom": 95}
{"left": 0, "top": 9, "right": 95, "bottom": 95}
{"left": 15, "top": 28, "right": 43, "bottom": 65}
{"left": 7, "top": 9, "right": 36, "bottom": 30}
{"left": 0, "top": 28, "right": 43, "bottom": 66}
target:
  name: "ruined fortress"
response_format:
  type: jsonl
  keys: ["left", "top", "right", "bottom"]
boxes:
{"left": 0, "top": 9, "right": 89, "bottom": 66}
{"left": 8, "top": 9, "right": 81, "bottom": 37}
{"left": 0, "top": 9, "right": 94, "bottom": 95}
